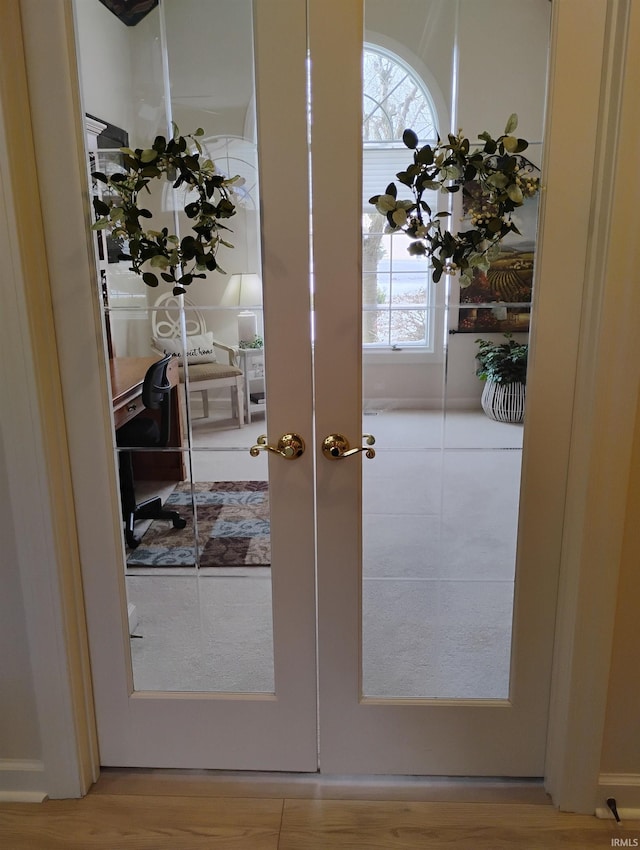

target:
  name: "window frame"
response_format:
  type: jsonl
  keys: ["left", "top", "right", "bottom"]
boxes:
{"left": 362, "top": 42, "right": 445, "bottom": 357}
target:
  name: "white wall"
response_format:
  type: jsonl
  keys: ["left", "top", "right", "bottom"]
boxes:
{"left": 600, "top": 392, "right": 640, "bottom": 775}
{"left": 73, "top": 0, "right": 134, "bottom": 134}
{"left": 0, "top": 438, "right": 41, "bottom": 762}
{"left": 0, "top": 71, "right": 42, "bottom": 777}
{"left": 160, "top": 0, "right": 262, "bottom": 346}
{"left": 455, "top": 0, "right": 550, "bottom": 143}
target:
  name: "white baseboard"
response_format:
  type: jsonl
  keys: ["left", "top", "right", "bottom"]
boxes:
{"left": 0, "top": 759, "right": 47, "bottom": 802}
{"left": 0, "top": 791, "right": 48, "bottom": 803}
{"left": 596, "top": 774, "right": 640, "bottom": 819}
{"left": 362, "top": 398, "right": 481, "bottom": 412}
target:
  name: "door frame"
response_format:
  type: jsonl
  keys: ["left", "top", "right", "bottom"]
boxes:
{"left": 542, "top": 0, "right": 640, "bottom": 815}
{"left": 2, "top": 0, "right": 639, "bottom": 809}
{"left": 31, "top": 0, "right": 319, "bottom": 773}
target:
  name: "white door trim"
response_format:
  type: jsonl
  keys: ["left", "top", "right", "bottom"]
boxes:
{"left": 0, "top": 0, "right": 99, "bottom": 799}
{"left": 596, "top": 775, "right": 640, "bottom": 820}
{"left": 4, "top": 0, "right": 638, "bottom": 805}
{"left": 309, "top": 0, "right": 625, "bottom": 784}
{"left": 20, "top": 0, "right": 319, "bottom": 772}
{"left": 543, "top": 0, "right": 640, "bottom": 814}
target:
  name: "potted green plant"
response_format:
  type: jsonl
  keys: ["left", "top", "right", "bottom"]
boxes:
{"left": 475, "top": 333, "right": 528, "bottom": 422}
{"left": 91, "top": 125, "right": 239, "bottom": 294}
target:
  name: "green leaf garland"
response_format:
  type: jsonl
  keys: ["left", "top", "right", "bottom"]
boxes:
{"left": 370, "top": 115, "right": 541, "bottom": 287}
{"left": 91, "top": 125, "right": 239, "bottom": 294}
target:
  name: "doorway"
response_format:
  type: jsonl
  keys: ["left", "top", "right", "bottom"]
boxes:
{"left": 70, "top": 0, "right": 561, "bottom": 774}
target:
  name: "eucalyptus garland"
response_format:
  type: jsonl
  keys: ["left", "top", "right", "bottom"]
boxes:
{"left": 91, "top": 126, "right": 238, "bottom": 294}
{"left": 369, "top": 114, "right": 540, "bottom": 287}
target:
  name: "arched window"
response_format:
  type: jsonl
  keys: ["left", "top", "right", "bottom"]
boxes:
{"left": 364, "top": 46, "right": 437, "bottom": 143}
{"left": 362, "top": 45, "right": 440, "bottom": 349}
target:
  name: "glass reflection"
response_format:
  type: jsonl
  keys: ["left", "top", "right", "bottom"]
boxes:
{"left": 361, "top": 0, "right": 550, "bottom": 699}
{"left": 76, "top": 0, "right": 273, "bottom": 693}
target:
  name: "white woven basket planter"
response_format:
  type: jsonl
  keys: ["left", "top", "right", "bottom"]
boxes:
{"left": 481, "top": 380, "right": 526, "bottom": 423}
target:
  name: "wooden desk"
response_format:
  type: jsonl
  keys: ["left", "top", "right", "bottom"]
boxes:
{"left": 111, "top": 356, "right": 185, "bottom": 482}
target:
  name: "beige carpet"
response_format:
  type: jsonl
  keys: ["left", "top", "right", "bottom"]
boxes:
{"left": 126, "top": 411, "right": 522, "bottom": 698}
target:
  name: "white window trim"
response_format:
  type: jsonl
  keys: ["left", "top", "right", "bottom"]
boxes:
{"left": 362, "top": 38, "right": 448, "bottom": 354}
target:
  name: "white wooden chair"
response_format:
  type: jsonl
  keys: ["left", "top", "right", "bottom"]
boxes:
{"left": 151, "top": 292, "right": 244, "bottom": 427}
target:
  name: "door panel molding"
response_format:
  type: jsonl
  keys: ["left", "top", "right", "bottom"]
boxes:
{"left": 309, "top": 0, "right": 365, "bottom": 772}
{"left": 252, "top": 1, "right": 317, "bottom": 757}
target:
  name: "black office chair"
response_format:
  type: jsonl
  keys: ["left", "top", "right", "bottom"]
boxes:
{"left": 116, "top": 354, "right": 187, "bottom": 549}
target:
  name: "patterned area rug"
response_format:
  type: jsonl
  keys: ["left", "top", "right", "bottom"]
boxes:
{"left": 126, "top": 481, "right": 270, "bottom": 568}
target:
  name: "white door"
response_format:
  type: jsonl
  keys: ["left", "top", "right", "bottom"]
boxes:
{"left": 61, "top": 0, "right": 596, "bottom": 774}
{"left": 311, "top": 0, "right": 557, "bottom": 775}
{"left": 73, "top": 0, "right": 318, "bottom": 771}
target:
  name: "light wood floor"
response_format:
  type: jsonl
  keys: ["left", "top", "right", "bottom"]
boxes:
{"left": 1, "top": 772, "right": 638, "bottom": 849}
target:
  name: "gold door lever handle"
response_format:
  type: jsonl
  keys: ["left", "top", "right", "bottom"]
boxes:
{"left": 250, "top": 433, "right": 305, "bottom": 459}
{"left": 321, "top": 433, "right": 376, "bottom": 460}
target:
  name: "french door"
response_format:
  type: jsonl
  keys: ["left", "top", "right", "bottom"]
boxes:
{"left": 69, "top": 0, "right": 575, "bottom": 774}
{"left": 311, "top": 0, "right": 556, "bottom": 775}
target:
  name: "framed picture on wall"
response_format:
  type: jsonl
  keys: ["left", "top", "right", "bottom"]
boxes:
{"left": 456, "top": 168, "right": 540, "bottom": 333}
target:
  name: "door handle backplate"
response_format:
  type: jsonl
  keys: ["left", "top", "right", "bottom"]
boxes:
{"left": 250, "top": 432, "right": 305, "bottom": 459}
{"left": 321, "top": 433, "right": 376, "bottom": 460}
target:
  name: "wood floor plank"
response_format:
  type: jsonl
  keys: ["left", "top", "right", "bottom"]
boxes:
{"left": 278, "top": 799, "right": 636, "bottom": 849}
{"left": 2, "top": 794, "right": 639, "bottom": 849}
{"left": 0, "top": 795, "right": 282, "bottom": 850}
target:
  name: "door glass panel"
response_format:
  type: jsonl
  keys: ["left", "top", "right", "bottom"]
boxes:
{"left": 361, "top": 0, "right": 550, "bottom": 699}
{"left": 76, "top": 0, "right": 272, "bottom": 692}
